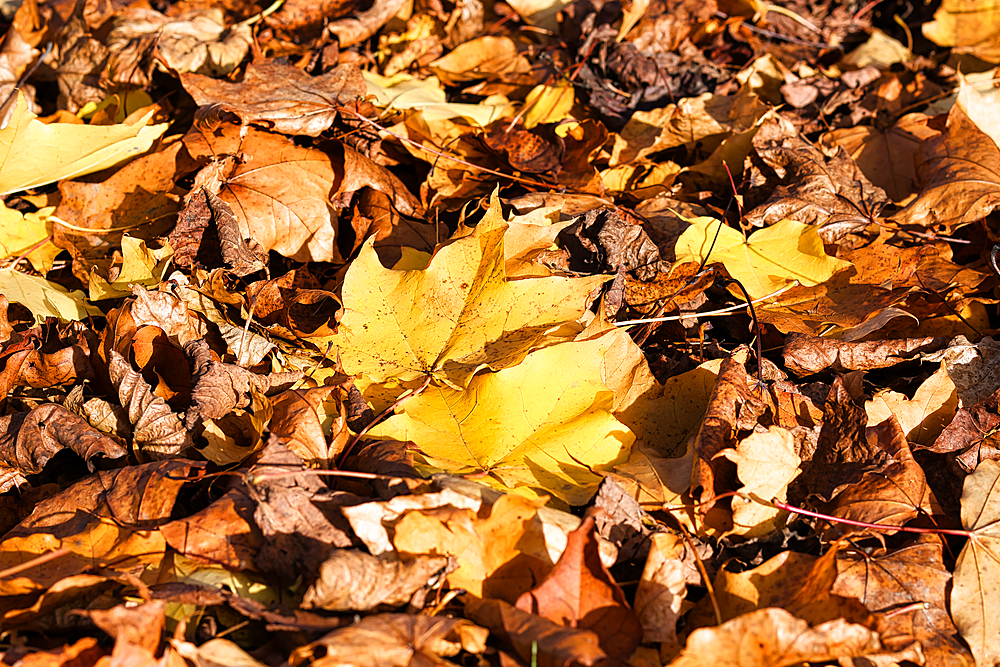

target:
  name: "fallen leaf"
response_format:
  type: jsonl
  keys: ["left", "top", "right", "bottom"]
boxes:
{"left": 674, "top": 217, "right": 853, "bottom": 300}
{"left": 719, "top": 426, "right": 800, "bottom": 537}
{"left": 303, "top": 550, "right": 450, "bottom": 612}
{"left": 0, "top": 268, "right": 101, "bottom": 325}
{"left": 633, "top": 532, "right": 687, "bottom": 644}
{"left": 782, "top": 333, "right": 947, "bottom": 376}
{"left": 336, "top": 190, "right": 608, "bottom": 387}
{"left": 289, "top": 614, "right": 488, "bottom": 667}
{"left": 368, "top": 333, "right": 634, "bottom": 505}
{"left": 0, "top": 91, "right": 167, "bottom": 195}
{"left": 950, "top": 459, "right": 1000, "bottom": 667}
{"left": 516, "top": 512, "right": 642, "bottom": 662}
{"left": 866, "top": 363, "right": 959, "bottom": 446}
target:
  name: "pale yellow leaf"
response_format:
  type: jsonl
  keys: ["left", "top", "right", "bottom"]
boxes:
{"left": 367, "top": 333, "right": 635, "bottom": 505}
{"left": 88, "top": 235, "right": 174, "bottom": 301}
{"left": 719, "top": 427, "right": 800, "bottom": 538}
{"left": 865, "top": 363, "right": 958, "bottom": 446}
{"left": 0, "top": 268, "right": 101, "bottom": 324}
{"left": 0, "top": 91, "right": 168, "bottom": 195}
{"left": 952, "top": 459, "right": 1000, "bottom": 667}
{"left": 674, "top": 217, "right": 852, "bottom": 300}
{"left": 0, "top": 201, "right": 59, "bottom": 273}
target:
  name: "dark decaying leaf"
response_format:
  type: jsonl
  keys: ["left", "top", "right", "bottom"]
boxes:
{"left": 246, "top": 435, "right": 354, "bottom": 578}
{"left": 184, "top": 338, "right": 301, "bottom": 430}
{"left": 107, "top": 349, "right": 191, "bottom": 459}
{"left": 208, "top": 188, "right": 269, "bottom": 277}
{"left": 181, "top": 60, "right": 365, "bottom": 137}
{"left": 558, "top": 207, "right": 662, "bottom": 281}
{"left": 782, "top": 333, "right": 948, "bottom": 376}
{"left": 0, "top": 404, "right": 126, "bottom": 492}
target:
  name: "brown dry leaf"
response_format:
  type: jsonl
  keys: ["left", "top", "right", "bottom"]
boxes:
{"left": 0, "top": 404, "right": 126, "bottom": 492}
{"left": 928, "top": 382, "right": 1000, "bottom": 471}
{"left": 666, "top": 607, "right": 901, "bottom": 667}
{"left": 464, "top": 595, "right": 607, "bottom": 667}
{"left": 782, "top": 333, "right": 948, "bottom": 376}
{"left": 803, "top": 376, "right": 891, "bottom": 502}
{"left": 302, "top": 550, "right": 450, "bottom": 612}
{"left": 107, "top": 349, "right": 191, "bottom": 459}
{"left": 515, "top": 511, "right": 642, "bottom": 662}
{"left": 106, "top": 8, "right": 251, "bottom": 81}
{"left": 246, "top": 436, "right": 353, "bottom": 577}
{"left": 52, "top": 140, "right": 196, "bottom": 280}
{"left": 834, "top": 536, "right": 974, "bottom": 667}
{"left": 820, "top": 417, "right": 938, "bottom": 538}
{"left": 208, "top": 188, "right": 268, "bottom": 277}
{"left": 184, "top": 339, "right": 301, "bottom": 430}
{"left": 758, "top": 269, "right": 910, "bottom": 337}
{"left": 950, "top": 459, "right": 1000, "bottom": 667}
{"left": 392, "top": 493, "right": 544, "bottom": 599}
{"left": 269, "top": 384, "right": 348, "bottom": 466}
{"left": 159, "top": 488, "right": 262, "bottom": 570}
{"left": 692, "top": 348, "right": 767, "bottom": 514}
{"left": 86, "top": 600, "right": 165, "bottom": 655}
{"left": 428, "top": 36, "right": 529, "bottom": 85}
{"left": 289, "top": 613, "right": 488, "bottom": 667}
{"left": 745, "top": 120, "right": 888, "bottom": 239}
{"left": 182, "top": 60, "right": 364, "bottom": 137}
{"left": 633, "top": 532, "right": 687, "bottom": 645}
{"left": 0, "top": 343, "right": 94, "bottom": 401}
{"left": 183, "top": 123, "right": 419, "bottom": 263}
{"left": 893, "top": 105, "right": 1000, "bottom": 230}
{"left": 820, "top": 113, "right": 940, "bottom": 202}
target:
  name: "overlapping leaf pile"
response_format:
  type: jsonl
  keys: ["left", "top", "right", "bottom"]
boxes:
{"left": 1, "top": 0, "right": 1000, "bottom": 664}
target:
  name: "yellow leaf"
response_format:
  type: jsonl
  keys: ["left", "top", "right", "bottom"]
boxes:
{"left": 0, "top": 90, "right": 168, "bottom": 195}
{"left": 522, "top": 84, "right": 575, "bottom": 129}
{"left": 674, "top": 217, "right": 852, "bottom": 300}
{"left": 865, "top": 363, "right": 958, "bottom": 446}
{"left": 335, "top": 189, "right": 608, "bottom": 387}
{"left": 923, "top": 0, "right": 1000, "bottom": 51}
{"left": 363, "top": 71, "right": 512, "bottom": 126}
{"left": 719, "top": 427, "right": 800, "bottom": 538}
{"left": 0, "top": 201, "right": 59, "bottom": 273}
{"left": 367, "top": 334, "right": 635, "bottom": 505}
{"left": 0, "top": 268, "right": 101, "bottom": 325}
{"left": 88, "top": 235, "right": 174, "bottom": 301}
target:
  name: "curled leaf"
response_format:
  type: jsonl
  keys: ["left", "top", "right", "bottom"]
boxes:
{"left": 108, "top": 349, "right": 191, "bottom": 459}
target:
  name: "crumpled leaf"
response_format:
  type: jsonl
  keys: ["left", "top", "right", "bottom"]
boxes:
{"left": 674, "top": 217, "right": 853, "bottom": 300}
{"left": 783, "top": 333, "right": 948, "bottom": 376}
{"left": 182, "top": 60, "right": 365, "bottom": 137}
{"left": 666, "top": 607, "right": 901, "bottom": 667}
{"left": 0, "top": 90, "right": 167, "bottom": 195}
{"left": 107, "top": 349, "right": 191, "bottom": 459}
{"left": 303, "top": 550, "right": 450, "bottom": 612}
{"left": 0, "top": 404, "right": 126, "bottom": 492}
{"left": 184, "top": 123, "right": 419, "bottom": 263}
{"left": 336, "top": 190, "right": 608, "bottom": 387}
{"left": 369, "top": 333, "right": 634, "bottom": 505}
{"left": 951, "top": 459, "right": 1000, "bottom": 667}
{"left": 184, "top": 338, "right": 301, "bottom": 430}
{"left": 289, "top": 613, "right": 488, "bottom": 667}
{"left": 634, "top": 533, "right": 688, "bottom": 645}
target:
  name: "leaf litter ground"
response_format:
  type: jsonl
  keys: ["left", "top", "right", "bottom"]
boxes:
{"left": 0, "top": 0, "right": 999, "bottom": 666}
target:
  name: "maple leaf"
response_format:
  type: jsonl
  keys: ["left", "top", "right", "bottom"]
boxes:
{"left": 674, "top": 217, "right": 852, "bottom": 300}
{"left": 335, "top": 190, "right": 609, "bottom": 388}
{"left": 367, "top": 333, "right": 634, "bottom": 505}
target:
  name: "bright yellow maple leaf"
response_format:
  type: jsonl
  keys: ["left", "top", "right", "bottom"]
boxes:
{"left": 366, "top": 333, "right": 635, "bottom": 505}
{"left": 0, "top": 201, "right": 59, "bottom": 273}
{"left": 335, "top": 190, "right": 609, "bottom": 387}
{"left": 0, "top": 91, "right": 168, "bottom": 195}
{"left": 674, "top": 217, "right": 852, "bottom": 300}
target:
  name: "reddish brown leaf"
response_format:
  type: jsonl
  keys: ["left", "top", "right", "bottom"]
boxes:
{"left": 782, "top": 333, "right": 947, "bottom": 376}
{"left": 515, "top": 511, "right": 642, "bottom": 663}
{"left": 108, "top": 349, "right": 191, "bottom": 459}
